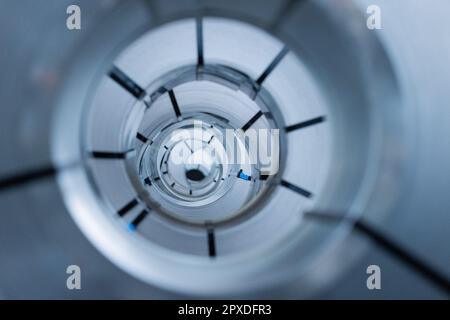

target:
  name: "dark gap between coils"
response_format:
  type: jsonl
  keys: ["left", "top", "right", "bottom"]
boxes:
{"left": 0, "top": 162, "right": 79, "bottom": 192}
{"left": 305, "top": 211, "right": 450, "bottom": 295}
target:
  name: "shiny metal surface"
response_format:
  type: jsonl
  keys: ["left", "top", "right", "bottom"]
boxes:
{"left": 0, "top": 0, "right": 449, "bottom": 299}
